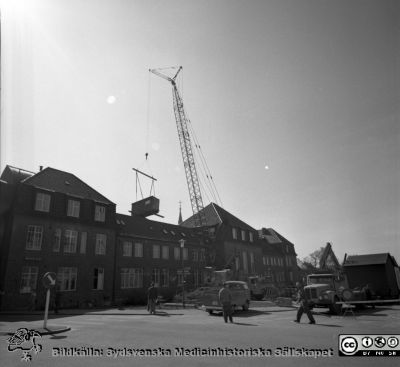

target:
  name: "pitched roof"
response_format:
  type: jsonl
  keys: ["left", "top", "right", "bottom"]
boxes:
{"left": 181, "top": 202, "right": 255, "bottom": 231}
{"left": 344, "top": 253, "right": 398, "bottom": 267}
{"left": 0, "top": 165, "right": 35, "bottom": 184}
{"left": 22, "top": 167, "right": 114, "bottom": 204}
{"left": 116, "top": 213, "right": 206, "bottom": 245}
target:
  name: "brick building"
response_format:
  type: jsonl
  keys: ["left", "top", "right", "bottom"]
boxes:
{"left": 0, "top": 166, "right": 116, "bottom": 310}
{"left": 0, "top": 165, "right": 300, "bottom": 310}
{"left": 114, "top": 213, "right": 211, "bottom": 305}
{"left": 258, "top": 228, "right": 299, "bottom": 287}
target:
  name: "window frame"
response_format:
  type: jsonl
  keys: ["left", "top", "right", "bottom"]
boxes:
{"left": 95, "top": 233, "right": 107, "bottom": 255}
{"left": 26, "top": 225, "right": 43, "bottom": 251}
{"left": 67, "top": 199, "right": 81, "bottom": 218}
{"left": 94, "top": 205, "right": 106, "bottom": 222}
{"left": 63, "top": 229, "right": 78, "bottom": 253}
{"left": 20, "top": 266, "right": 39, "bottom": 293}
{"left": 57, "top": 267, "right": 78, "bottom": 291}
{"left": 34, "top": 192, "right": 51, "bottom": 212}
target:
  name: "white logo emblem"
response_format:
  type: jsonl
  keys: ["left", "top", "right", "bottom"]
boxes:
{"left": 341, "top": 337, "right": 358, "bottom": 355}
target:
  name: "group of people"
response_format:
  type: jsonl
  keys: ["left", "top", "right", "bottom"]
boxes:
{"left": 147, "top": 281, "right": 316, "bottom": 325}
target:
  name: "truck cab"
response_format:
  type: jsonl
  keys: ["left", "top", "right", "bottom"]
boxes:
{"left": 304, "top": 273, "right": 348, "bottom": 314}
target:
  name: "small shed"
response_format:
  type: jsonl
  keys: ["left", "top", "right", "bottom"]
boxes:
{"left": 343, "top": 253, "right": 399, "bottom": 298}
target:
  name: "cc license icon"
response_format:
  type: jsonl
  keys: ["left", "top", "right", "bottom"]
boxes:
{"left": 341, "top": 337, "right": 358, "bottom": 355}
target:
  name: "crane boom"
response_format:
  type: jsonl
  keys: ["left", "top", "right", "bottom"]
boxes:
{"left": 150, "top": 67, "right": 207, "bottom": 227}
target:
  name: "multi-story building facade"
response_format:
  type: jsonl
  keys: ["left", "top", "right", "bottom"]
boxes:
{"left": 114, "top": 213, "right": 211, "bottom": 305}
{"left": 0, "top": 166, "right": 116, "bottom": 310}
{"left": 258, "top": 227, "right": 299, "bottom": 287}
{"left": 0, "top": 165, "right": 300, "bottom": 310}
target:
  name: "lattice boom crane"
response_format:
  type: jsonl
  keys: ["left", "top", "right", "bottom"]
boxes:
{"left": 149, "top": 66, "right": 207, "bottom": 227}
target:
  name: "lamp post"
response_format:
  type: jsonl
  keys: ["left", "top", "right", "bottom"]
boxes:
{"left": 179, "top": 239, "right": 185, "bottom": 308}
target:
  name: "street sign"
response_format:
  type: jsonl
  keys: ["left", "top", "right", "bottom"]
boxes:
{"left": 42, "top": 272, "right": 57, "bottom": 289}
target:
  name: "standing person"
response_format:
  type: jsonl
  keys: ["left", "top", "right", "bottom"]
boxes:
{"left": 293, "top": 282, "right": 315, "bottom": 324}
{"left": 219, "top": 283, "right": 233, "bottom": 323}
{"left": 147, "top": 282, "right": 158, "bottom": 315}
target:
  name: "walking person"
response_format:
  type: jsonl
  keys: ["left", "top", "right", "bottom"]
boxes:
{"left": 293, "top": 281, "right": 315, "bottom": 324}
{"left": 147, "top": 282, "right": 158, "bottom": 315}
{"left": 219, "top": 283, "right": 233, "bottom": 323}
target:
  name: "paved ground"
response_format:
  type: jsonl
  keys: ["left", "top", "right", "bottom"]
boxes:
{"left": 1, "top": 303, "right": 399, "bottom": 367}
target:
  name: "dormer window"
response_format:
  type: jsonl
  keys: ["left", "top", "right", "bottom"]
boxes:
{"left": 232, "top": 227, "right": 237, "bottom": 240}
{"left": 94, "top": 205, "right": 106, "bottom": 222}
{"left": 35, "top": 192, "right": 51, "bottom": 212}
{"left": 67, "top": 199, "right": 80, "bottom": 218}
{"left": 249, "top": 232, "right": 254, "bottom": 243}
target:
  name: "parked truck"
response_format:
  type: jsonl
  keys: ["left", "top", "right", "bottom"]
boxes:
{"left": 304, "top": 273, "right": 348, "bottom": 314}
{"left": 304, "top": 270, "right": 398, "bottom": 314}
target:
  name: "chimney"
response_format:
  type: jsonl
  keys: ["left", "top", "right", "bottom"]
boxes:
{"left": 39, "top": 166, "right": 43, "bottom": 171}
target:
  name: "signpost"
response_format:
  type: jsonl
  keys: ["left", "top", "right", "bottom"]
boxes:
{"left": 42, "top": 272, "right": 56, "bottom": 329}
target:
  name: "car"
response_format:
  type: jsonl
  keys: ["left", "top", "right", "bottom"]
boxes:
{"left": 198, "top": 281, "right": 251, "bottom": 314}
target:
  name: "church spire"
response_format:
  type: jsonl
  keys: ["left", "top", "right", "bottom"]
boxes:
{"left": 178, "top": 201, "right": 183, "bottom": 225}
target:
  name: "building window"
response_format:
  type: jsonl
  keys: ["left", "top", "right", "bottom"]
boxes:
{"left": 93, "top": 268, "right": 104, "bottom": 290}
{"left": 200, "top": 249, "right": 206, "bottom": 262}
{"left": 95, "top": 234, "right": 107, "bottom": 255}
{"left": 177, "top": 270, "right": 185, "bottom": 285}
{"left": 250, "top": 252, "right": 255, "bottom": 273}
{"left": 152, "top": 268, "right": 160, "bottom": 286}
{"left": 242, "top": 251, "right": 248, "bottom": 272}
{"left": 152, "top": 245, "right": 160, "bottom": 259}
{"left": 193, "top": 269, "right": 199, "bottom": 288}
{"left": 262, "top": 256, "right": 266, "bottom": 266}
{"left": 123, "top": 241, "right": 132, "bottom": 257}
{"left": 182, "top": 247, "right": 188, "bottom": 261}
{"left": 34, "top": 192, "right": 51, "bottom": 212}
{"left": 174, "top": 247, "right": 180, "bottom": 260}
{"left": 26, "top": 225, "right": 43, "bottom": 250}
{"left": 161, "top": 269, "right": 169, "bottom": 287}
{"left": 162, "top": 245, "right": 169, "bottom": 260}
{"left": 94, "top": 205, "right": 106, "bottom": 222}
{"left": 232, "top": 227, "right": 237, "bottom": 240}
{"left": 80, "top": 232, "right": 87, "bottom": 254}
{"left": 192, "top": 250, "right": 198, "bottom": 262}
{"left": 57, "top": 267, "right": 77, "bottom": 291}
{"left": 134, "top": 243, "right": 143, "bottom": 257}
{"left": 235, "top": 256, "right": 240, "bottom": 270}
{"left": 249, "top": 232, "right": 254, "bottom": 243}
{"left": 64, "top": 229, "right": 78, "bottom": 253}
{"left": 67, "top": 199, "right": 80, "bottom": 218}
{"left": 53, "top": 228, "right": 61, "bottom": 252}
{"left": 121, "top": 268, "right": 143, "bottom": 289}
{"left": 20, "top": 266, "right": 38, "bottom": 293}
{"left": 241, "top": 229, "right": 246, "bottom": 241}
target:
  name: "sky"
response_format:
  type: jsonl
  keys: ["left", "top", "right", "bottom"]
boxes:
{"left": 0, "top": 0, "right": 399, "bottom": 262}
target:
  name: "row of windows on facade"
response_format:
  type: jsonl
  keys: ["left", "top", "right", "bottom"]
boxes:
{"left": 35, "top": 192, "right": 107, "bottom": 221}
{"left": 20, "top": 266, "right": 205, "bottom": 293}
{"left": 26, "top": 225, "right": 207, "bottom": 261}
{"left": 26, "top": 225, "right": 107, "bottom": 255}
{"left": 231, "top": 227, "right": 254, "bottom": 242}
{"left": 262, "top": 255, "right": 295, "bottom": 267}
{"left": 122, "top": 241, "right": 206, "bottom": 261}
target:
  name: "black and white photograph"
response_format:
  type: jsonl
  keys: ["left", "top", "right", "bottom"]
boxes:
{"left": 0, "top": 0, "right": 399, "bottom": 366}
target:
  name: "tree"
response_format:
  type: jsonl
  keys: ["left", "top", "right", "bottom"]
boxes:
{"left": 302, "top": 247, "right": 325, "bottom": 268}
